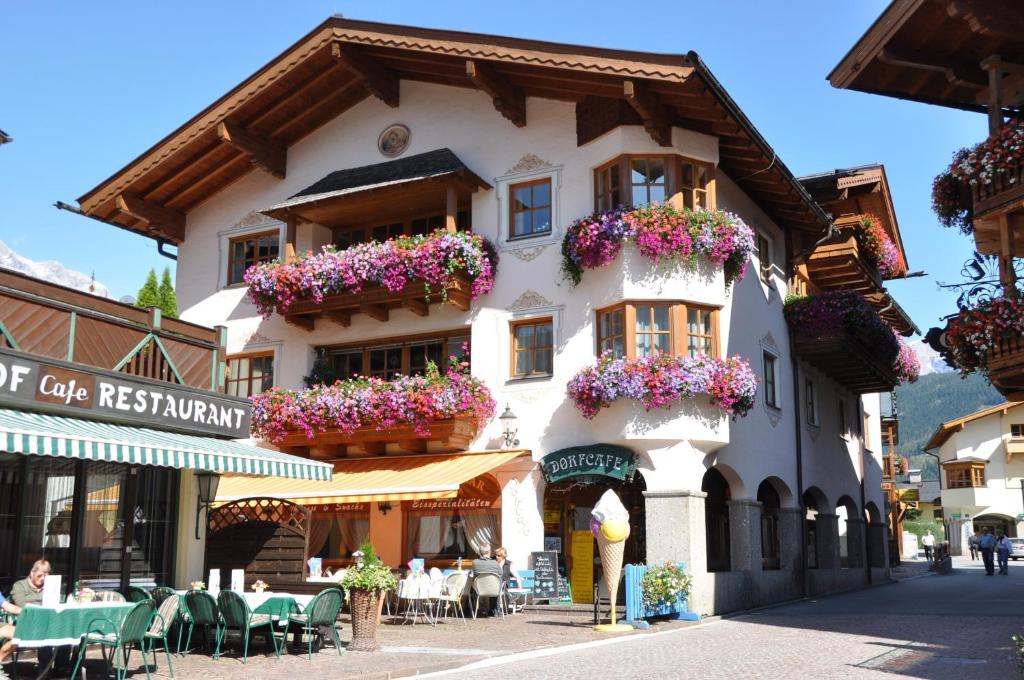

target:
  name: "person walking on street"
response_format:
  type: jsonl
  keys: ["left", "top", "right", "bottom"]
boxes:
{"left": 969, "top": 534, "right": 979, "bottom": 560}
{"left": 922, "top": 530, "right": 935, "bottom": 561}
{"left": 978, "top": 527, "right": 997, "bottom": 575}
{"left": 997, "top": 532, "right": 1013, "bottom": 575}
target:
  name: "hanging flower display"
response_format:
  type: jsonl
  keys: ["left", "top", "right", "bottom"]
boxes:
{"left": 853, "top": 215, "right": 905, "bottom": 279}
{"left": 250, "top": 360, "right": 496, "bottom": 444}
{"left": 931, "top": 118, "right": 1024, "bottom": 234}
{"left": 566, "top": 351, "right": 757, "bottom": 420}
{"left": 944, "top": 295, "right": 1024, "bottom": 376}
{"left": 560, "top": 204, "right": 755, "bottom": 288}
{"left": 783, "top": 291, "right": 919, "bottom": 384}
{"left": 243, "top": 230, "right": 498, "bottom": 317}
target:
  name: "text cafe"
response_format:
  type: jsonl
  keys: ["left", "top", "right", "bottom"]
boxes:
{"left": 0, "top": 275, "right": 329, "bottom": 596}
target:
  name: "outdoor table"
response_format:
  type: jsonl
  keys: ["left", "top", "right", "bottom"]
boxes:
{"left": 10, "top": 601, "right": 135, "bottom": 648}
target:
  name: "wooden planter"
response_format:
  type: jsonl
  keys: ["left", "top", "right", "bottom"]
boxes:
{"left": 348, "top": 588, "right": 382, "bottom": 652}
{"left": 972, "top": 165, "right": 1024, "bottom": 205}
{"left": 276, "top": 415, "right": 479, "bottom": 456}
{"left": 280, "top": 271, "right": 475, "bottom": 331}
{"left": 986, "top": 331, "right": 1024, "bottom": 399}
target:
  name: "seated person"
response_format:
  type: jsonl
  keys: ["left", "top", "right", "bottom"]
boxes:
{"left": 471, "top": 548, "right": 502, "bottom": 616}
{"left": 10, "top": 561, "right": 69, "bottom": 672}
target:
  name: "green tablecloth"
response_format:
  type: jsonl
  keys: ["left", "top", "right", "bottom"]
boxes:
{"left": 11, "top": 602, "right": 135, "bottom": 648}
{"left": 178, "top": 592, "right": 306, "bottom": 621}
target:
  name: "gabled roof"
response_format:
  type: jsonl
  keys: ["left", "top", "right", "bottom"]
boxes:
{"left": 828, "top": 0, "right": 1024, "bottom": 114}
{"left": 924, "top": 401, "right": 1021, "bottom": 450}
{"left": 76, "top": 17, "right": 832, "bottom": 244}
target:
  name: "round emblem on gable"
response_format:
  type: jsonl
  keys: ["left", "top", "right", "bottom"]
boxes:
{"left": 377, "top": 124, "right": 410, "bottom": 157}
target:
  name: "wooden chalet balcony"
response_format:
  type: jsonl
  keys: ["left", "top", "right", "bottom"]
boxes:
{"left": 798, "top": 234, "right": 916, "bottom": 336}
{"left": 793, "top": 333, "right": 899, "bottom": 395}
{"left": 882, "top": 454, "right": 896, "bottom": 481}
{"left": 985, "top": 331, "right": 1024, "bottom": 399}
{"left": 274, "top": 415, "right": 478, "bottom": 457}
{"left": 971, "top": 168, "right": 1024, "bottom": 257}
{"left": 283, "top": 271, "right": 473, "bottom": 331}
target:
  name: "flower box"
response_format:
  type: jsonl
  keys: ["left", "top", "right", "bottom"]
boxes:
{"left": 624, "top": 563, "right": 700, "bottom": 625}
{"left": 273, "top": 415, "right": 480, "bottom": 454}
{"left": 945, "top": 295, "right": 1024, "bottom": 397}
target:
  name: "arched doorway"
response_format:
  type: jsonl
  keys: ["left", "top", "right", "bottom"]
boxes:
{"left": 540, "top": 445, "right": 645, "bottom": 605}
{"left": 974, "top": 514, "right": 1017, "bottom": 538}
{"left": 836, "top": 496, "right": 860, "bottom": 569}
{"left": 703, "top": 468, "right": 731, "bottom": 573}
{"left": 757, "top": 479, "right": 782, "bottom": 570}
{"left": 803, "top": 487, "right": 829, "bottom": 570}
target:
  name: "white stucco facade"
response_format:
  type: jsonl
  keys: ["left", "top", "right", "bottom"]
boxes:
{"left": 173, "top": 78, "right": 889, "bottom": 614}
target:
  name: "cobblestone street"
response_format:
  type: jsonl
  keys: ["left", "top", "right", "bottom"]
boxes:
{"left": 9, "top": 557, "right": 1020, "bottom": 679}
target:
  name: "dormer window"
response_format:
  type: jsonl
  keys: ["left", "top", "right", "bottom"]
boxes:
{"left": 593, "top": 154, "right": 714, "bottom": 212}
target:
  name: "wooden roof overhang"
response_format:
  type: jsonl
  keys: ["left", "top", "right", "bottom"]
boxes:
{"left": 76, "top": 18, "right": 832, "bottom": 244}
{"left": 828, "top": 0, "right": 1024, "bottom": 115}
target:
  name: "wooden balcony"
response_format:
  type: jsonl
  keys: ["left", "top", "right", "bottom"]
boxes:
{"left": 970, "top": 167, "right": 1024, "bottom": 257}
{"left": 882, "top": 454, "right": 896, "bottom": 481}
{"left": 793, "top": 333, "right": 899, "bottom": 395}
{"left": 985, "top": 331, "right": 1024, "bottom": 400}
{"left": 282, "top": 271, "right": 473, "bottom": 331}
{"left": 274, "top": 415, "right": 479, "bottom": 457}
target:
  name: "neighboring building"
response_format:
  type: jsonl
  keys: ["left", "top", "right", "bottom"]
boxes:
{"left": 74, "top": 19, "right": 917, "bottom": 614}
{"left": 924, "top": 402, "right": 1024, "bottom": 555}
{"left": 0, "top": 268, "right": 330, "bottom": 595}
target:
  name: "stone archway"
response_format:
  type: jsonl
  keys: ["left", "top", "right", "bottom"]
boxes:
{"left": 835, "top": 495, "right": 863, "bottom": 569}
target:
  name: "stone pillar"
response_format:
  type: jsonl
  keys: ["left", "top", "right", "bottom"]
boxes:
{"left": 868, "top": 521, "right": 887, "bottom": 568}
{"left": 727, "top": 499, "right": 762, "bottom": 572}
{"left": 845, "top": 517, "right": 866, "bottom": 569}
{"left": 777, "top": 508, "right": 803, "bottom": 573}
{"left": 814, "top": 513, "right": 839, "bottom": 570}
{"left": 643, "top": 490, "right": 707, "bottom": 574}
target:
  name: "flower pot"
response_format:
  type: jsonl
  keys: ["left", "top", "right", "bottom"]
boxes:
{"left": 348, "top": 588, "right": 382, "bottom": 652}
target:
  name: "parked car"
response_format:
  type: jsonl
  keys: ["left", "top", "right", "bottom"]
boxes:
{"left": 1009, "top": 538, "right": 1024, "bottom": 560}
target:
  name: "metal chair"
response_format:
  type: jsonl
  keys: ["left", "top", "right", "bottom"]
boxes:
{"left": 150, "top": 586, "right": 176, "bottom": 606}
{"left": 217, "top": 590, "right": 280, "bottom": 663}
{"left": 470, "top": 573, "right": 504, "bottom": 619}
{"left": 95, "top": 590, "right": 127, "bottom": 603}
{"left": 180, "top": 590, "right": 223, "bottom": 658}
{"left": 285, "top": 588, "right": 344, "bottom": 659}
{"left": 436, "top": 571, "right": 468, "bottom": 622}
{"left": 70, "top": 599, "right": 157, "bottom": 680}
{"left": 144, "top": 592, "right": 179, "bottom": 677}
{"left": 127, "top": 586, "right": 151, "bottom": 603}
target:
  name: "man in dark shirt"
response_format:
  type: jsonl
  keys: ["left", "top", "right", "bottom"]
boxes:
{"left": 471, "top": 548, "right": 502, "bottom": 617}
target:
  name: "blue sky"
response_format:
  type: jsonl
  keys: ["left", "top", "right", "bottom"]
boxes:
{"left": 0, "top": 1, "right": 985, "bottom": 330}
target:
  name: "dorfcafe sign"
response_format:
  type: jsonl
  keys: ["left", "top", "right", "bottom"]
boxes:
{"left": 0, "top": 347, "right": 251, "bottom": 439}
{"left": 541, "top": 444, "right": 636, "bottom": 484}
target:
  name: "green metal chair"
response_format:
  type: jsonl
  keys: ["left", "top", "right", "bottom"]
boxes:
{"left": 285, "top": 588, "right": 344, "bottom": 659}
{"left": 127, "top": 586, "right": 151, "bottom": 603}
{"left": 143, "top": 592, "right": 179, "bottom": 677}
{"left": 150, "top": 586, "right": 176, "bottom": 606}
{"left": 217, "top": 590, "right": 280, "bottom": 664}
{"left": 180, "top": 590, "right": 223, "bottom": 659}
{"left": 70, "top": 599, "right": 157, "bottom": 680}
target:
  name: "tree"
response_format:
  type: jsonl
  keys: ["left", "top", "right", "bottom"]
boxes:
{"left": 157, "top": 267, "right": 178, "bottom": 318}
{"left": 135, "top": 269, "right": 160, "bottom": 311}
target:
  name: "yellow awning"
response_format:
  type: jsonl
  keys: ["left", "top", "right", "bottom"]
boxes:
{"left": 214, "top": 449, "right": 530, "bottom": 505}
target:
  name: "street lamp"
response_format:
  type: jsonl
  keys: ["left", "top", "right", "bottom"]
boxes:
{"left": 194, "top": 471, "right": 222, "bottom": 540}
{"left": 499, "top": 404, "right": 520, "bottom": 449}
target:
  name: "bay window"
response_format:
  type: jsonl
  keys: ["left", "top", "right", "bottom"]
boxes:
{"left": 596, "top": 301, "right": 719, "bottom": 359}
{"left": 593, "top": 154, "right": 714, "bottom": 212}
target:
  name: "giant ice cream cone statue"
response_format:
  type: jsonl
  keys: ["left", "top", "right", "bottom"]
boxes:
{"left": 591, "top": 489, "right": 633, "bottom": 632}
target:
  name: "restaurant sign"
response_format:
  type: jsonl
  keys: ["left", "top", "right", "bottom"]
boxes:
{"left": 308, "top": 502, "right": 369, "bottom": 514}
{"left": 541, "top": 444, "right": 636, "bottom": 484}
{"left": 0, "top": 347, "right": 251, "bottom": 438}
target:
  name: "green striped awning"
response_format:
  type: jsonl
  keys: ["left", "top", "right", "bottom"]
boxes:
{"left": 0, "top": 408, "right": 332, "bottom": 481}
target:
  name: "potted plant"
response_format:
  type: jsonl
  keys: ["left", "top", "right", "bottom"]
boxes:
{"left": 251, "top": 579, "right": 268, "bottom": 594}
{"left": 341, "top": 542, "right": 396, "bottom": 652}
{"left": 640, "top": 562, "right": 693, "bottom": 611}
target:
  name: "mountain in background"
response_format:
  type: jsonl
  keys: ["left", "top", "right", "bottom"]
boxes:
{"left": 895, "top": 372, "right": 1003, "bottom": 479}
{"left": 0, "top": 240, "right": 111, "bottom": 298}
{"left": 909, "top": 338, "right": 953, "bottom": 377}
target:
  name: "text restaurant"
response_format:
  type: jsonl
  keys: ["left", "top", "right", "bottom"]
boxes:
{"left": 0, "top": 268, "right": 331, "bottom": 596}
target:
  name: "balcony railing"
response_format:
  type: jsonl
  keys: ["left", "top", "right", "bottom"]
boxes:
{"left": 986, "top": 331, "right": 1024, "bottom": 398}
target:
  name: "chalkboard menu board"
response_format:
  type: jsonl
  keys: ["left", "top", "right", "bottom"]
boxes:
{"left": 531, "top": 551, "right": 559, "bottom": 600}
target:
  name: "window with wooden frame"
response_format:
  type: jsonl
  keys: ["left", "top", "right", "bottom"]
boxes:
{"left": 596, "top": 301, "right": 719, "bottom": 360}
{"left": 511, "top": 318, "right": 554, "bottom": 378}
{"left": 228, "top": 231, "right": 279, "bottom": 285}
{"left": 509, "top": 179, "right": 552, "bottom": 239}
{"left": 1012, "top": 424, "right": 1024, "bottom": 439}
{"left": 225, "top": 352, "right": 274, "bottom": 397}
{"left": 325, "top": 331, "right": 470, "bottom": 381}
{"left": 762, "top": 351, "right": 778, "bottom": 409}
{"left": 332, "top": 210, "right": 471, "bottom": 250}
{"left": 756, "top": 232, "right": 772, "bottom": 283}
{"left": 593, "top": 154, "right": 714, "bottom": 212}
{"left": 805, "top": 378, "right": 818, "bottom": 426}
{"left": 945, "top": 461, "right": 986, "bottom": 489}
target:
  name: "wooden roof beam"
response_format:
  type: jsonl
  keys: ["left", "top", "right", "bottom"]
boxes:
{"left": 946, "top": 0, "right": 1024, "bottom": 42}
{"left": 623, "top": 80, "right": 671, "bottom": 147}
{"left": 115, "top": 193, "right": 185, "bottom": 242}
{"left": 332, "top": 42, "right": 400, "bottom": 108}
{"left": 878, "top": 47, "right": 987, "bottom": 89}
{"left": 216, "top": 121, "right": 287, "bottom": 179}
{"left": 465, "top": 60, "right": 526, "bottom": 127}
